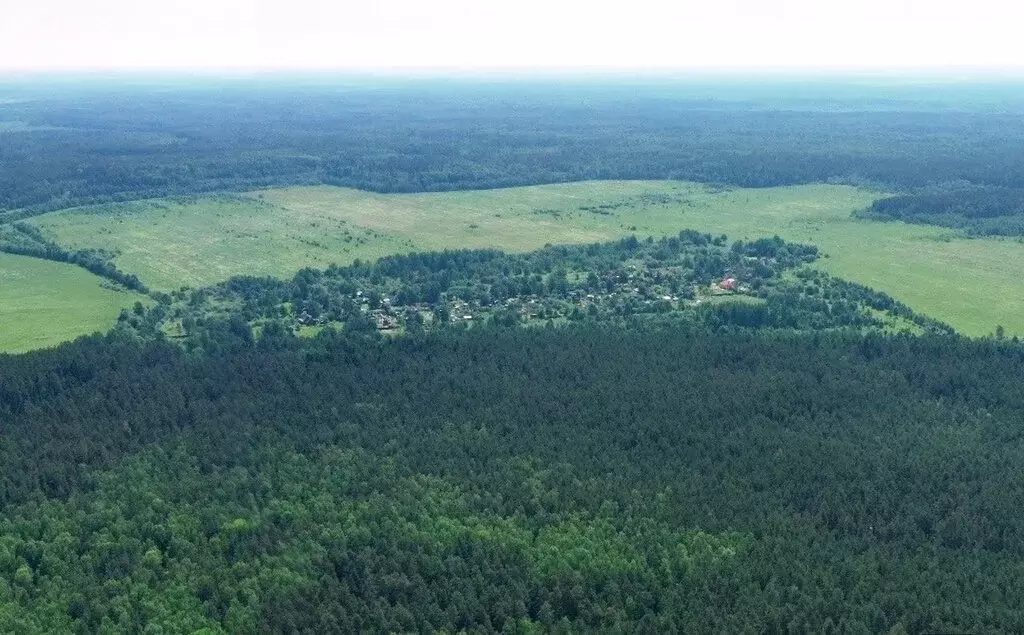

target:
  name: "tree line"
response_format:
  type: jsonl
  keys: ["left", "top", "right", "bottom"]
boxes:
{"left": 0, "top": 223, "right": 147, "bottom": 292}
{"left": 859, "top": 184, "right": 1024, "bottom": 236}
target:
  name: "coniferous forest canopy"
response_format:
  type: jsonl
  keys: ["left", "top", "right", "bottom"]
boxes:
{"left": 5, "top": 74, "right": 1024, "bottom": 631}
{"left": 3, "top": 319, "right": 1024, "bottom": 631}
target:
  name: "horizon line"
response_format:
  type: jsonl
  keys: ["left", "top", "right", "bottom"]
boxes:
{"left": 2, "top": 64, "right": 1024, "bottom": 78}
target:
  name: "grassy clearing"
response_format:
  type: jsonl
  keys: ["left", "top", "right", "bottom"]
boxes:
{"left": 29, "top": 180, "right": 1024, "bottom": 336}
{"left": 698, "top": 295, "right": 767, "bottom": 307}
{"left": 0, "top": 253, "right": 147, "bottom": 353}
{"left": 32, "top": 195, "right": 415, "bottom": 291}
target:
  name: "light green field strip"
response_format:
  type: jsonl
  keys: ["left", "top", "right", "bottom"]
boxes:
{"left": 0, "top": 252, "right": 149, "bottom": 353}
{"left": 30, "top": 181, "right": 1024, "bottom": 336}
{"left": 32, "top": 196, "right": 416, "bottom": 292}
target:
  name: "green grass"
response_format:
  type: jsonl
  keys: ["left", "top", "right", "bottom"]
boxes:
{"left": 0, "top": 253, "right": 148, "bottom": 353}
{"left": 32, "top": 195, "right": 415, "bottom": 291}
{"left": 698, "top": 295, "right": 767, "bottom": 307}
{"left": 29, "top": 181, "right": 1024, "bottom": 336}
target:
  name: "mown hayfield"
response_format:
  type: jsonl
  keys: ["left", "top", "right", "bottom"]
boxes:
{"left": 29, "top": 181, "right": 1024, "bottom": 336}
{"left": 0, "top": 253, "right": 147, "bottom": 353}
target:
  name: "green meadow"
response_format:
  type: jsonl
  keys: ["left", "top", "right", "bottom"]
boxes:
{"left": 29, "top": 181, "right": 1024, "bottom": 336}
{"left": 0, "top": 252, "right": 147, "bottom": 353}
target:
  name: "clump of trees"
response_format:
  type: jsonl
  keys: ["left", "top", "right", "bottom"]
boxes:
{"left": 860, "top": 185, "right": 1024, "bottom": 236}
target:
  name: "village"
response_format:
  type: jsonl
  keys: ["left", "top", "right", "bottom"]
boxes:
{"left": 298, "top": 259, "right": 758, "bottom": 335}
{"left": 149, "top": 234, "right": 825, "bottom": 342}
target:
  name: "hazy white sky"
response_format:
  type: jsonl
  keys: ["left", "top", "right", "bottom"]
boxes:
{"left": 0, "top": 0, "right": 1021, "bottom": 71}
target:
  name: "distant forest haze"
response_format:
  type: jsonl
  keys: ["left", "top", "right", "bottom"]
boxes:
{"left": 3, "top": 76, "right": 1024, "bottom": 229}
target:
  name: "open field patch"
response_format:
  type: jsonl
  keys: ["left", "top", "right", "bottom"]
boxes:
{"left": 0, "top": 253, "right": 148, "bottom": 353}
{"left": 31, "top": 195, "right": 415, "bottom": 291}
{"left": 28, "top": 180, "right": 1024, "bottom": 336}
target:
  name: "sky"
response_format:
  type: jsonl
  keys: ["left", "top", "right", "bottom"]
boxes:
{"left": 0, "top": 0, "right": 1022, "bottom": 72}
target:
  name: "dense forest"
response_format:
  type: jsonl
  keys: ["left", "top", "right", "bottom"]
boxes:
{"left": 859, "top": 185, "right": 1024, "bottom": 236}
{"left": 1, "top": 317, "right": 1024, "bottom": 631}
{"left": 3, "top": 77, "right": 1024, "bottom": 229}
